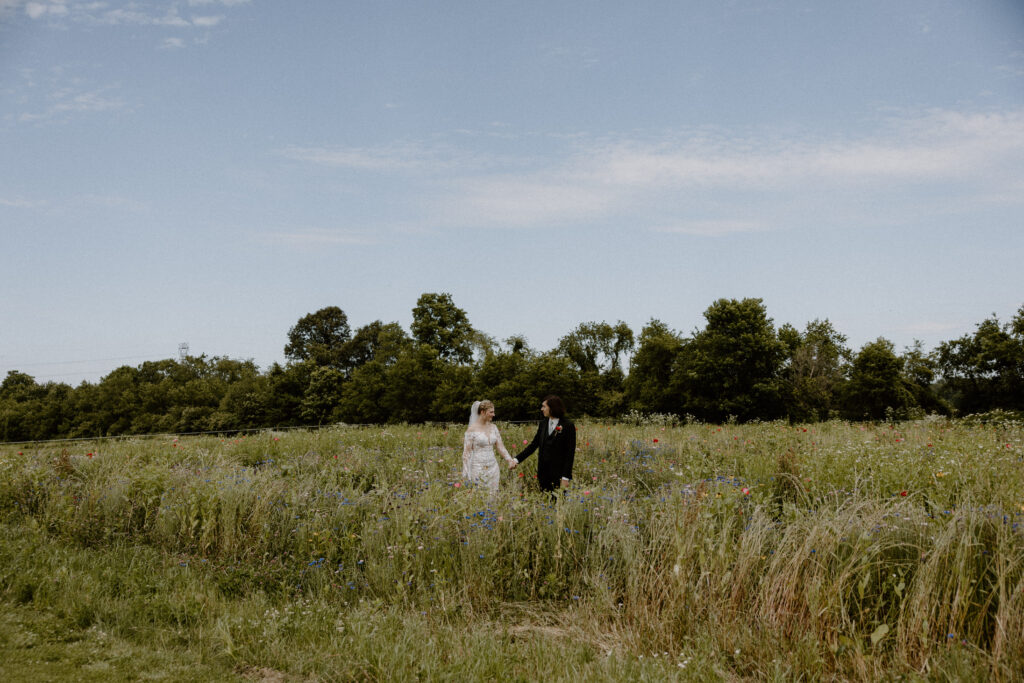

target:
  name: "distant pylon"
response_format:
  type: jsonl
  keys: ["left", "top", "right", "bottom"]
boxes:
{"left": 178, "top": 342, "right": 189, "bottom": 361}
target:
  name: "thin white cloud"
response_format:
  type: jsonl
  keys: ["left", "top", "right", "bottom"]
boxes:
{"left": 544, "top": 44, "right": 599, "bottom": 68}
{"left": 25, "top": 2, "right": 46, "bottom": 19}
{"left": 280, "top": 142, "right": 487, "bottom": 173}
{"left": 262, "top": 228, "right": 377, "bottom": 247}
{"left": 53, "top": 88, "right": 126, "bottom": 113}
{"left": 19, "top": 0, "right": 243, "bottom": 29}
{"left": 80, "top": 194, "right": 148, "bottom": 212}
{"left": 654, "top": 221, "right": 767, "bottom": 236}
{"left": 281, "top": 109, "right": 1024, "bottom": 234}
{"left": 441, "top": 174, "right": 615, "bottom": 228}
{"left": 0, "top": 197, "right": 45, "bottom": 208}
{"left": 101, "top": 7, "right": 189, "bottom": 27}
{"left": 160, "top": 37, "right": 185, "bottom": 50}
{"left": 582, "top": 111, "right": 1024, "bottom": 190}
{"left": 0, "top": 193, "right": 146, "bottom": 212}
{"left": 25, "top": 1, "right": 68, "bottom": 19}
{"left": 191, "top": 15, "right": 222, "bottom": 27}
{"left": 996, "top": 50, "right": 1024, "bottom": 78}
{"left": 281, "top": 146, "right": 420, "bottom": 171}
{"left": 16, "top": 75, "right": 129, "bottom": 123}
{"left": 436, "top": 109, "right": 1024, "bottom": 229}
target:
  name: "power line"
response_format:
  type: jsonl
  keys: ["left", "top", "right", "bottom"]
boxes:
{"left": 28, "top": 371, "right": 123, "bottom": 380}
{"left": 1, "top": 354, "right": 168, "bottom": 369}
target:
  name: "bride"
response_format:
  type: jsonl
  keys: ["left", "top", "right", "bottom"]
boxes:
{"left": 462, "top": 400, "right": 516, "bottom": 491}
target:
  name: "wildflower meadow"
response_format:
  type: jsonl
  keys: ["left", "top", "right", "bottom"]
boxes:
{"left": 0, "top": 418, "right": 1022, "bottom": 681}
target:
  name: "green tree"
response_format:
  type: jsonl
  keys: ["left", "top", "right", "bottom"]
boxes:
{"left": 83, "top": 356, "right": 263, "bottom": 435}
{"left": 333, "top": 322, "right": 417, "bottom": 423}
{"left": 263, "top": 361, "right": 313, "bottom": 427}
{"left": 624, "top": 319, "right": 685, "bottom": 414}
{"left": 335, "top": 362, "right": 389, "bottom": 424}
{"left": 471, "top": 339, "right": 583, "bottom": 422}
{"left": 516, "top": 352, "right": 583, "bottom": 418}
{"left": 379, "top": 346, "right": 444, "bottom": 422}
{"left": 66, "top": 381, "right": 104, "bottom": 438}
{"left": 410, "top": 293, "right": 474, "bottom": 364}
{"left": 476, "top": 337, "right": 536, "bottom": 421}
{"left": 284, "top": 306, "right": 352, "bottom": 369}
{"left": 781, "top": 319, "right": 850, "bottom": 422}
{"left": 430, "top": 364, "right": 479, "bottom": 422}
{"left": 557, "top": 321, "right": 634, "bottom": 417}
{"left": 557, "top": 321, "right": 634, "bottom": 374}
{"left": 901, "top": 341, "right": 949, "bottom": 415}
{"left": 672, "top": 298, "right": 786, "bottom": 422}
{"left": 0, "top": 370, "right": 38, "bottom": 399}
{"left": 841, "top": 338, "right": 916, "bottom": 420}
{"left": 342, "top": 321, "right": 411, "bottom": 369}
{"left": 93, "top": 365, "right": 144, "bottom": 435}
{"left": 936, "top": 307, "right": 1024, "bottom": 414}
{"left": 301, "top": 366, "right": 347, "bottom": 424}
{"left": 214, "top": 374, "right": 272, "bottom": 430}
{"left": 0, "top": 371, "right": 74, "bottom": 442}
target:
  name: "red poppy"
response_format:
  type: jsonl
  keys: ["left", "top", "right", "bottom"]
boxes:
{"left": 653, "top": 438, "right": 658, "bottom": 443}
{"left": 900, "top": 490, "right": 908, "bottom": 497}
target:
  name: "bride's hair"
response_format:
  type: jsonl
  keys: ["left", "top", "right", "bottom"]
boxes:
{"left": 477, "top": 400, "right": 494, "bottom": 414}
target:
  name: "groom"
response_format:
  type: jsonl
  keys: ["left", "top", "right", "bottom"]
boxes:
{"left": 510, "top": 395, "right": 576, "bottom": 493}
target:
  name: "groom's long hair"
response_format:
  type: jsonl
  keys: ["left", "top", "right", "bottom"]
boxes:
{"left": 543, "top": 395, "right": 566, "bottom": 418}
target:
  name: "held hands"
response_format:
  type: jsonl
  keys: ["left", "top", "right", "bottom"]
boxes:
{"left": 507, "top": 458, "right": 518, "bottom": 469}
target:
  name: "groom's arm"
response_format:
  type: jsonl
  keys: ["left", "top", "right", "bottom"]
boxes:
{"left": 516, "top": 422, "right": 543, "bottom": 463}
{"left": 559, "top": 420, "right": 577, "bottom": 484}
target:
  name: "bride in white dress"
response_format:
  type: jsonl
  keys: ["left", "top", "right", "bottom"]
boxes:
{"left": 462, "top": 400, "right": 515, "bottom": 491}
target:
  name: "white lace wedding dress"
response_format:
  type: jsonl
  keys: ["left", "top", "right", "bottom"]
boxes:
{"left": 462, "top": 423, "right": 514, "bottom": 491}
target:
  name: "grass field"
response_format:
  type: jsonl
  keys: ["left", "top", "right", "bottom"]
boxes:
{"left": 0, "top": 417, "right": 1021, "bottom": 681}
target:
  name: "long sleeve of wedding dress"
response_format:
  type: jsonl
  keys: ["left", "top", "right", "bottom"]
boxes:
{"left": 492, "top": 425, "right": 515, "bottom": 465}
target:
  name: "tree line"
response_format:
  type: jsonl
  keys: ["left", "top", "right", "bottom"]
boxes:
{"left": 2, "top": 294, "right": 1022, "bottom": 441}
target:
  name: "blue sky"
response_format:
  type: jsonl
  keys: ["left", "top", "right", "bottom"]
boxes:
{"left": 1, "top": 0, "right": 1022, "bottom": 384}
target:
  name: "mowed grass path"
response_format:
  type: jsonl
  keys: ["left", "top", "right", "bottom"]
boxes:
{"left": 1, "top": 418, "right": 1021, "bottom": 681}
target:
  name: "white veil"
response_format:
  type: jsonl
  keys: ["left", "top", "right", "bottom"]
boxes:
{"left": 468, "top": 400, "right": 481, "bottom": 428}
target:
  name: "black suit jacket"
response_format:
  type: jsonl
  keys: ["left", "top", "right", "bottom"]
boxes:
{"left": 515, "top": 417, "right": 576, "bottom": 491}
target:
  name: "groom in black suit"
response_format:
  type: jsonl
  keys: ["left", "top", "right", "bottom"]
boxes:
{"left": 511, "top": 395, "right": 576, "bottom": 493}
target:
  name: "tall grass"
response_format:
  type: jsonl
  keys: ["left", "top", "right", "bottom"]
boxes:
{"left": 0, "top": 419, "right": 1021, "bottom": 680}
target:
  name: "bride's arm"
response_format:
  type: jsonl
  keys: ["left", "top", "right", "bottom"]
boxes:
{"left": 462, "top": 431, "right": 471, "bottom": 475}
{"left": 493, "top": 425, "right": 516, "bottom": 465}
